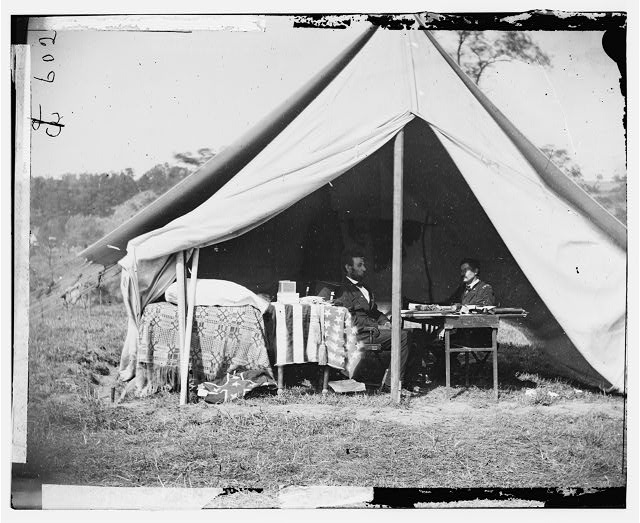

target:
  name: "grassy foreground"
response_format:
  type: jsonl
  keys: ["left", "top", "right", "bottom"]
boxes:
{"left": 20, "top": 304, "right": 625, "bottom": 497}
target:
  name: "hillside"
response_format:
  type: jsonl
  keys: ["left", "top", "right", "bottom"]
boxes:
{"left": 29, "top": 166, "right": 195, "bottom": 302}
{"left": 28, "top": 157, "right": 626, "bottom": 304}
{"left": 28, "top": 149, "right": 219, "bottom": 302}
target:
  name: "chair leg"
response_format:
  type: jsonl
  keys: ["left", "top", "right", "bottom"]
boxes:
{"left": 444, "top": 330, "right": 451, "bottom": 399}
{"left": 379, "top": 368, "right": 389, "bottom": 392}
{"left": 277, "top": 365, "right": 284, "bottom": 395}
{"left": 492, "top": 328, "right": 498, "bottom": 401}
{"left": 464, "top": 352, "right": 470, "bottom": 388}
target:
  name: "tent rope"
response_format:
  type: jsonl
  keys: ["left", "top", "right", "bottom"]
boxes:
{"left": 29, "top": 262, "right": 122, "bottom": 315}
{"left": 30, "top": 269, "right": 123, "bottom": 318}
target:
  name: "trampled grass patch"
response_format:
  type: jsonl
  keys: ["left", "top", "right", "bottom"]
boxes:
{"left": 22, "top": 304, "right": 626, "bottom": 493}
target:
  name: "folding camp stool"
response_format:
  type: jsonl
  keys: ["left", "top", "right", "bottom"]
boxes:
{"left": 443, "top": 315, "right": 499, "bottom": 400}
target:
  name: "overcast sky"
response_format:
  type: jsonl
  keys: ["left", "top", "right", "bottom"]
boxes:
{"left": 27, "top": 15, "right": 626, "bottom": 181}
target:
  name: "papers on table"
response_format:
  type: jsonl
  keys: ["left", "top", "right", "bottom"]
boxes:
{"left": 402, "top": 304, "right": 498, "bottom": 316}
{"left": 408, "top": 303, "right": 456, "bottom": 312}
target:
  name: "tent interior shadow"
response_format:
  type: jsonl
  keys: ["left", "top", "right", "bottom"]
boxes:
{"left": 191, "top": 118, "right": 610, "bottom": 390}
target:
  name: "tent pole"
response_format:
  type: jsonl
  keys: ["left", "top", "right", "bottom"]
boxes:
{"left": 180, "top": 248, "right": 200, "bottom": 405}
{"left": 175, "top": 251, "right": 187, "bottom": 403}
{"left": 391, "top": 129, "right": 405, "bottom": 404}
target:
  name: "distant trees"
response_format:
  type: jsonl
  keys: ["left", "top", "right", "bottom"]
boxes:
{"left": 30, "top": 148, "right": 218, "bottom": 254}
{"left": 452, "top": 31, "right": 551, "bottom": 85}
{"left": 539, "top": 145, "right": 584, "bottom": 181}
{"left": 30, "top": 150, "right": 213, "bottom": 298}
{"left": 136, "top": 163, "right": 191, "bottom": 195}
{"left": 173, "top": 147, "right": 216, "bottom": 167}
{"left": 589, "top": 180, "right": 627, "bottom": 224}
{"left": 31, "top": 170, "right": 139, "bottom": 223}
{"left": 539, "top": 145, "right": 626, "bottom": 224}
{"left": 63, "top": 215, "right": 106, "bottom": 249}
{"left": 132, "top": 148, "right": 216, "bottom": 195}
{"left": 444, "top": 32, "right": 625, "bottom": 225}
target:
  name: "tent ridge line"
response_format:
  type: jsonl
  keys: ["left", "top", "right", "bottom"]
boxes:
{"left": 416, "top": 22, "right": 626, "bottom": 251}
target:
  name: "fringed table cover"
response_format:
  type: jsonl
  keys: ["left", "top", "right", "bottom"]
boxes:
{"left": 136, "top": 302, "right": 274, "bottom": 395}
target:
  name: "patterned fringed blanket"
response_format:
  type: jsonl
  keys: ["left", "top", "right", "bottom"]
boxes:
{"left": 136, "top": 302, "right": 274, "bottom": 395}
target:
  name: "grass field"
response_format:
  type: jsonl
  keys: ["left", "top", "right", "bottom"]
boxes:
{"left": 17, "top": 303, "right": 626, "bottom": 507}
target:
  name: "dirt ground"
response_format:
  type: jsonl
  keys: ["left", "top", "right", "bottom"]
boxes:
{"left": 117, "top": 392, "right": 624, "bottom": 427}
{"left": 18, "top": 305, "right": 627, "bottom": 509}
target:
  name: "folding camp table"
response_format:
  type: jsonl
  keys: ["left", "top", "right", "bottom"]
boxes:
{"left": 401, "top": 311, "right": 527, "bottom": 400}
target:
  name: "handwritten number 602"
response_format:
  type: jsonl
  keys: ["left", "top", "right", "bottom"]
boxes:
{"left": 34, "top": 31, "right": 57, "bottom": 82}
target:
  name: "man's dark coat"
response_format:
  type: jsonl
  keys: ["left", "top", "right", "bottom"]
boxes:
{"left": 333, "top": 278, "right": 388, "bottom": 332}
{"left": 447, "top": 280, "right": 497, "bottom": 307}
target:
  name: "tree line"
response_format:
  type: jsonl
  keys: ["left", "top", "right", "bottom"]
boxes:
{"left": 30, "top": 30, "right": 627, "bottom": 302}
{"left": 29, "top": 149, "right": 216, "bottom": 300}
{"left": 31, "top": 148, "right": 216, "bottom": 248}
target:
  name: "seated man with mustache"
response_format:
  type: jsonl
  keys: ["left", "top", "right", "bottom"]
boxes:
{"left": 446, "top": 257, "right": 496, "bottom": 308}
{"left": 431, "top": 257, "right": 497, "bottom": 375}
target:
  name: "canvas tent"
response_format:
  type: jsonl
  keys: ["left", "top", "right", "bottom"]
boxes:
{"left": 81, "top": 23, "right": 627, "bottom": 393}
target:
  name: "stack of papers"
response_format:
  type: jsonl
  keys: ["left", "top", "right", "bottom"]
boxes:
{"left": 408, "top": 303, "right": 456, "bottom": 312}
{"left": 328, "top": 379, "right": 366, "bottom": 393}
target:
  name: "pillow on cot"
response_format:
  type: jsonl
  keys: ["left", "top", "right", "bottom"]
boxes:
{"left": 165, "top": 279, "right": 270, "bottom": 314}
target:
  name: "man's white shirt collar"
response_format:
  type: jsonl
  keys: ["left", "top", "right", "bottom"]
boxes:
{"left": 347, "top": 277, "right": 370, "bottom": 303}
{"left": 466, "top": 278, "right": 480, "bottom": 290}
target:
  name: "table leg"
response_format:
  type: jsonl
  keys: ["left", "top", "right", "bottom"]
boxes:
{"left": 464, "top": 352, "right": 470, "bottom": 388}
{"left": 322, "top": 365, "right": 330, "bottom": 395}
{"left": 444, "top": 329, "right": 451, "bottom": 399}
{"left": 277, "top": 365, "right": 284, "bottom": 395}
{"left": 492, "top": 328, "right": 498, "bottom": 401}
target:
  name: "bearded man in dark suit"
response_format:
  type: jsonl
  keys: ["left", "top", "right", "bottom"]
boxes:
{"left": 333, "top": 249, "right": 422, "bottom": 395}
